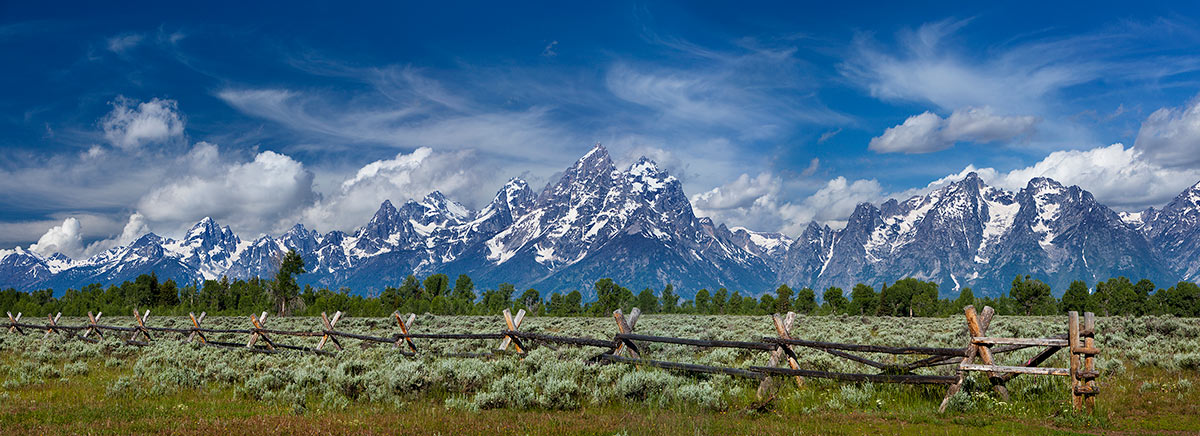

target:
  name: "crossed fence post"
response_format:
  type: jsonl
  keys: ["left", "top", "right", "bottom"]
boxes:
{"left": 43, "top": 312, "right": 63, "bottom": 339}
{"left": 939, "top": 306, "right": 1098, "bottom": 413}
{"left": 84, "top": 312, "right": 103, "bottom": 339}
{"left": 757, "top": 311, "right": 802, "bottom": 397}
{"left": 6, "top": 312, "right": 23, "bottom": 335}
{"left": 392, "top": 312, "right": 417, "bottom": 353}
{"left": 247, "top": 312, "right": 276, "bottom": 351}
{"left": 939, "top": 305, "right": 995, "bottom": 412}
{"left": 498, "top": 308, "right": 526, "bottom": 353}
{"left": 316, "top": 311, "right": 344, "bottom": 351}
{"left": 187, "top": 312, "right": 207, "bottom": 343}
{"left": 611, "top": 308, "right": 641, "bottom": 358}
{"left": 129, "top": 309, "right": 152, "bottom": 343}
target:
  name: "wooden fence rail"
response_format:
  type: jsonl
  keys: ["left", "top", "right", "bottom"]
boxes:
{"left": 1, "top": 305, "right": 1098, "bottom": 412}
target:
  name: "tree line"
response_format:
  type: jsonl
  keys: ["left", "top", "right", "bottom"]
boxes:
{"left": 2, "top": 251, "right": 1198, "bottom": 318}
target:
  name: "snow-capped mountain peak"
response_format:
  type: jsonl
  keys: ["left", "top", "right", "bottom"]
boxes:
{"left": 4, "top": 146, "right": 1200, "bottom": 300}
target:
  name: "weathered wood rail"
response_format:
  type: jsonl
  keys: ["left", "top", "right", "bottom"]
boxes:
{"left": 2, "top": 305, "right": 1098, "bottom": 412}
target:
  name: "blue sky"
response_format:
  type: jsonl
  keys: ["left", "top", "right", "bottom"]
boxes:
{"left": 5, "top": 1, "right": 1200, "bottom": 258}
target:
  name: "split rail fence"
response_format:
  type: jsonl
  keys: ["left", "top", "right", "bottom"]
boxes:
{"left": 3, "top": 305, "right": 1099, "bottom": 412}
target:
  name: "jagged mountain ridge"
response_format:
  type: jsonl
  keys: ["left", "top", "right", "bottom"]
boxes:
{"left": 2, "top": 145, "right": 1198, "bottom": 299}
{"left": 780, "top": 173, "right": 1178, "bottom": 295}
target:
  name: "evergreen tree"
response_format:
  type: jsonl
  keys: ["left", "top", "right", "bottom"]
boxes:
{"left": 452, "top": 274, "right": 475, "bottom": 302}
{"left": 659, "top": 284, "right": 679, "bottom": 313}
{"left": 564, "top": 290, "right": 583, "bottom": 315}
{"left": 1149, "top": 281, "right": 1200, "bottom": 316}
{"left": 727, "top": 291, "right": 744, "bottom": 314}
{"left": 380, "top": 286, "right": 402, "bottom": 310}
{"left": 848, "top": 283, "right": 877, "bottom": 315}
{"left": 635, "top": 288, "right": 659, "bottom": 313}
{"left": 759, "top": 294, "right": 776, "bottom": 314}
{"left": 1133, "top": 279, "right": 1155, "bottom": 315}
{"left": 712, "top": 288, "right": 729, "bottom": 314}
{"left": 774, "top": 284, "right": 793, "bottom": 314}
{"left": 876, "top": 283, "right": 891, "bottom": 316}
{"left": 694, "top": 289, "right": 712, "bottom": 314}
{"left": 156, "top": 278, "right": 179, "bottom": 307}
{"left": 1060, "top": 280, "right": 1091, "bottom": 313}
{"left": 953, "top": 287, "right": 975, "bottom": 313}
{"left": 593, "top": 278, "right": 630, "bottom": 315}
{"left": 794, "top": 287, "right": 817, "bottom": 314}
{"left": 422, "top": 274, "right": 450, "bottom": 299}
{"left": 398, "top": 275, "right": 422, "bottom": 303}
{"left": 271, "top": 249, "right": 306, "bottom": 316}
{"left": 1009, "top": 275, "right": 1055, "bottom": 316}
{"left": 519, "top": 288, "right": 541, "bottom": 313}
{"left": 822, "top": 287, "right": 848, "bottom": 314}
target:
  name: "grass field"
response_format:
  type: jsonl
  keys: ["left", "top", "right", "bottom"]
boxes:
{"left": 2, "top": 314, "right": 1198, "bottom": 435}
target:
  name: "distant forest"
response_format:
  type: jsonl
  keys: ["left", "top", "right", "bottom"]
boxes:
{"left": 3, "top": 250, "right": 1198, "bottom": 318}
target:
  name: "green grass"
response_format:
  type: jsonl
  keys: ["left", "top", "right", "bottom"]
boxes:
{"left": 2, "top": 314, "right": 1199, "bottom": 434}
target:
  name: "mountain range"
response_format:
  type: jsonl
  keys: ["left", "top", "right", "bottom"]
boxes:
{"left": 2, "top": 144, "right": 1198, "bottom": 299}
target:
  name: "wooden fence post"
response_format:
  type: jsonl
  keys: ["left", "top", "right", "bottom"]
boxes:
{"left": 757, "top": 312, "right": 798, "bottom": 398}
{"left": 129, "top": 309, "right": 152, "bottom": 343}
{"left": 939, "top": 305, "right": 994, "bottom": 413}
{"left": 392, "top": 312, "right": 417, "bottom": 353}
{"left": 498, "top": 309, "right": 526, "bottom": 353}
{"left": 1069, "top": 311, "right": 1081, "bottom": 410}
{"left": 966, "top": 305, "right": 1008, "bottom": 401}
{"left": 769, "top": 312, "right": 805, "bottom": 389}
{"left": 187, "top": 312, "right": 207, "bottom": 343}
{"left": 84, "top": 312, "right": 103, "bottom": 339}
{"left": 248, "top": 312, "right": 276, "bottom": 351}
{"left": 611, "top": 308, "right": 641, "bottom": 359}
{"left": 613, "top": 307, "right": 642, "bottom": 357}
{"left": 6, "top": 312, "right": 23, "bottom": 335}
{"left": 43, "top": 312, "right": 62, "bottom": 339}
{"left": 1081, "top": 312, "right": 1098, "bottom": 410}
{"left": 317, "top": 311, "right": 344, "bottom": 351}
{"left": 1068, "top": 311, "right": 1100, "bottom": 411}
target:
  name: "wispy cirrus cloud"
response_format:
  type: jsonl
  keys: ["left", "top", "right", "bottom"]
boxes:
{"left": 105, "top": 33, "right": 143, "bottom": 54}
{"left": 215, "top": 84, "right": 577, "bottom": 163}
{"left": 607, "top": 38, "right": 850, "bottom": 140}
{"left": 841, "top": 18, "right": 1200, "bottom": 114}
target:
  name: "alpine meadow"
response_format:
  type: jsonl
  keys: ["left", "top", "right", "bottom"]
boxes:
{"left": 3, "top": 2, "right": 1200, "bottom": 435}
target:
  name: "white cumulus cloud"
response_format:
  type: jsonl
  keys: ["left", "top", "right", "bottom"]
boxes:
{"left": 302, "top": 147, "right": 490, "bottom": 232}
{"left": 869, "top": 107, "right": 1038, "bottom": 153}
{"left": 912, "top": 143, "right": 1200, "bottom": 210}
{"left": 692, "top": 173, "right": 882, "bottom": 235}
{"left": 101, "top": 97, "right": 185, "bottom": 150}
{"left": 137, "top": 144, "right": 316, "bottom": 237}
{"left": 1135, "top": 95, "right": 1200, "bottom": 167}
{"left": 28, "top": 218, "right": 85, "bottom": 258}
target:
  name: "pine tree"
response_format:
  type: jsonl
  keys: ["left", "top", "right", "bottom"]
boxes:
{"left": 635, "top": 288, "right": 659, "bottom": 313}
{"left": 659, "top": 284, "right": 679, "bottom": 313}
{"left": 774, "top": 284, "right": 793, "bottom": 314}
{"left": 823, "top": 287, "right": 848, "bottom": 314}
{"left": 794, "top": 287, "right": 817, "bottom": 314}
{"left": 694, "top": 289, "right": 712, "bottom": 314}
{"left": 849, "top": 283, "right": 877, "bottom": 315}
{"left": 953, "top": 287, "right": 975, "bottom": 313}
{"left": 1009, "top": 275, "right": 1054, "bottom": 316}
{"left": 271, "top": 249, "right": 306, "bottom": 316}
{"left": 452, "top": 274, "right": 475, "bottom": 302}
{"left": 1060, "top": 280, "right": 1091, "bottom": 313}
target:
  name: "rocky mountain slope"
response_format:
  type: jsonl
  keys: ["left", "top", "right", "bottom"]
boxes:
{"left": 2, "top": 145, "right": 1197, "bottom": 299}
